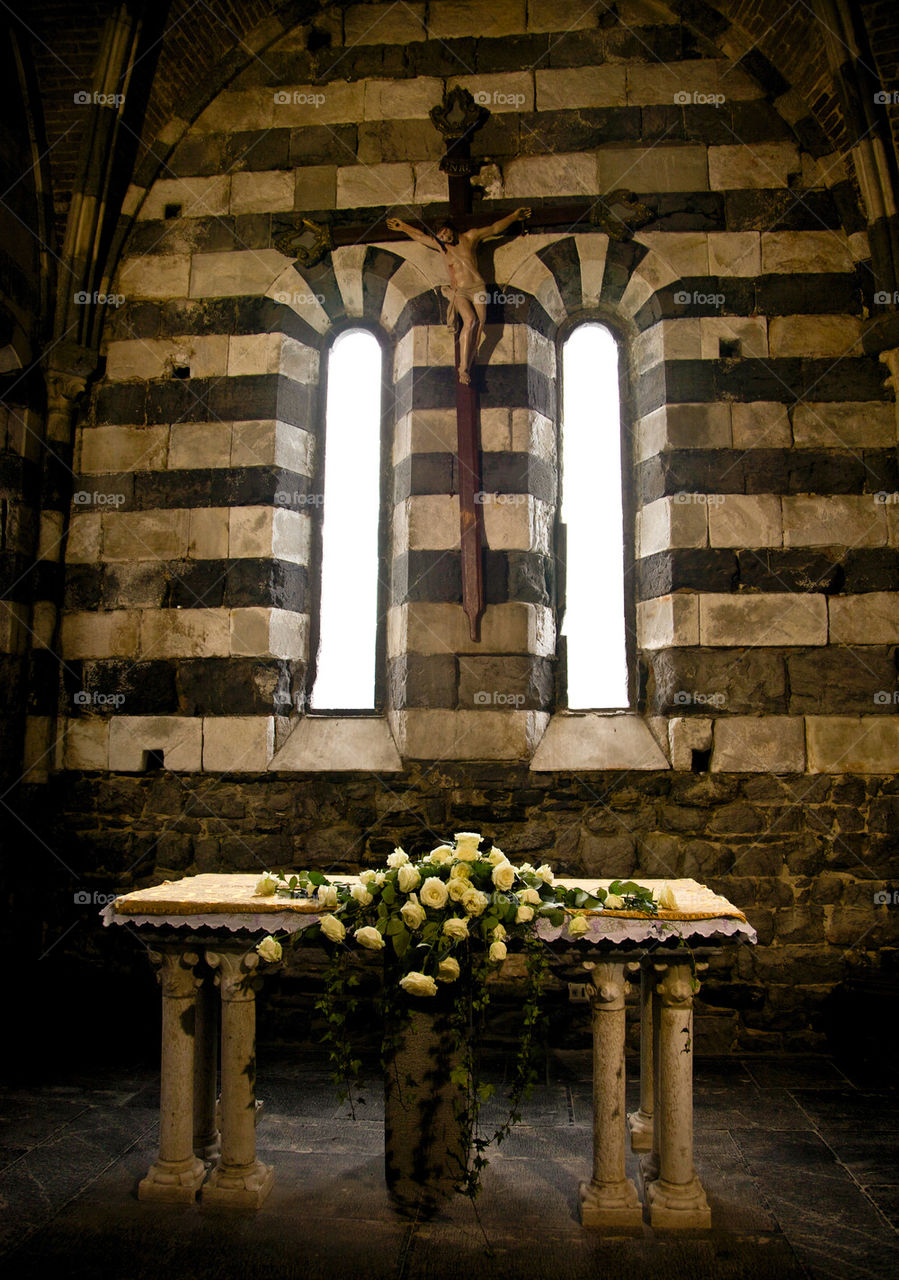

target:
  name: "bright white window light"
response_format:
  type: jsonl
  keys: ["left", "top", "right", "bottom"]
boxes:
{"left": 560, "top": 324, "right": 629, "bottom": 709}
{"left": 310, "top": 329, "right": 382, "bottom": 710}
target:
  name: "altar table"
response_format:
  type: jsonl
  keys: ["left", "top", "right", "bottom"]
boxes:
{"left": 103, "top": 875, "right": 755, "bottom": 1227}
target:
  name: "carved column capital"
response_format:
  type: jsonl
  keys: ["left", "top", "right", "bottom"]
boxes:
{"left": 148, "top": 949, "right": 202, "bottom": 998}
{"left": 652, "top": 961, "right": 697, "bottom": 1007}
{"left": 206, "top": 948, "right": 261, "bottom": 1002}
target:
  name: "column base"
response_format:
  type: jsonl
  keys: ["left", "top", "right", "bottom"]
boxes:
{"left": 627, "top": 1109, "right": 653, "bottom": 1152}
{"left": 138, "top": 1155, "right": 207, "bottom": 1203}
{"left": 646, "top": 1175, "right": 711, "bottom": 1229}
{"left": 578, "top": 1178, "right": 644, "bottom": 1230}
{"left": 193, "top": 1132, "right": 222, "bottom": 1161}
{"left": 201, "top": 1159, "right": 274, "bottom": 1209}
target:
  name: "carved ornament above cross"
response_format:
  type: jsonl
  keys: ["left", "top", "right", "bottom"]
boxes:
{"left": 274, "top": 88, "right": 654, "bottom": 641}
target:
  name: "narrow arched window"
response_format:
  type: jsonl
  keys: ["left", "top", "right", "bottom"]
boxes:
{"left": 310, "top": 329, "right": 382, "bottom": 710}
{"left": 559, "top": 323, "right": 629, "bottom": 709}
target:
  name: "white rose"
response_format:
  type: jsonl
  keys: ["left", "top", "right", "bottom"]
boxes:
{"left": 429, "top": 845, "right": 455, "bottom": 865}
{"left": 387, "top": 848, "right": 409, "bottom": 867}
{"left": 401, "top": 898, "right": 426, "bottom": 930}
{"left": 658, "top": 884, "right": 677, "bottom": 910}
{"left": 373, "top": 871, "right": 386, "bottom": 887}
{"left": 351, "top": 884, "right": 373, "bottom": 906}
{"left": 487, "top": 847, "right": 507, "bottom": 865}
{"left": 515, "top": 905, "right": 534, "bottom": 923}
{"left": 354, "top": 926, "right": 386, "bottom": 951}
{"left": 442, "top": 916, "right": 469, "bottom": 940}
{"left": 492, "top": 924, "right": 507, "bottom": 941}
{"left": 488, "top": 940, "right": 507, "bottom": 963}
{"left": 491, "top": 861, "right": 516, "bottom": 891}
{"left": 462, "top": 887, "right": 489, "bottom": 917}
{"left": 360, "top": 869, "right": 376, "bottom": 884}
{"left": 535, "top": 864, "right": 554, "bottom": 884}
{"left": 437, "top": 957, "right": 460, "bottom": 983}
{"left": 397, "top": 864, "right": 421, "bottom": 894}
{"left": 568, "top": 914, "right": 589, "bottom": 937}
{"left": 256, "top": 936, "right": 282, "bottom": 963}
{"left": 399, "top": 971, "right": 437, "bottom": 997}
{"left": 454, "top": 832, "right": 481, "bottom": 861}
{"left": 449, "top": 861, "right": 471, "bottom": 880}
{"left": 316, "top": 883, "right": 338, "bottom": 907}
{"left": 320, "top": 914, "right": 346, "bottom": 943}
{"left": 447, "top": 878, "right": 468, "bottom": 902}
{"left": 517, "top": 862, "right": 535, "bottom": 875}
{"left": 420, "top": 876, "right": 449, "bottom": 909}
{"left": 604, "top": 894, "right": 626, "bottom": 910}
{"left": 254, "top": 872, "right": 281, "bottom": 897}
{"left": 519, "top": 887, "right": 541, "bottom": 904}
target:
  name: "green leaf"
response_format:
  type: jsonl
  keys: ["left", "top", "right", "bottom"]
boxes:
{"left": 308, "top": 871, "right": 326, "bottom": 886}
{"left": 392, "top": 928, "right": 410, "bottom": 959}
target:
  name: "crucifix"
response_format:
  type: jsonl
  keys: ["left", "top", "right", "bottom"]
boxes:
{"left": 274, "top": 88, "right": 654, "bottom": 641}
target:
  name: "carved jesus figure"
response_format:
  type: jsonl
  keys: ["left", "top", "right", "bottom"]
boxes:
{"left": 386, "top": 208, "right": 531, "bottom": 385}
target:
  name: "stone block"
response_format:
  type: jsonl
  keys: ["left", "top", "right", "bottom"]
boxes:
{"left": 65, "top": 513, "right": 103, "bottom": 563}
{"left": 345, "top": 3, "right": 426, "bottom": 44}
{"left": 626, "top": 59, "right": 760, "bottom": 106}
{"left": 792, "top": 401, "right": 896, "bottom": 448}
{"left": 700, "top": 316, "right": 768, "bottom": 358}
{"left": 426, "top": 0, "right": 526, "bottom": 39}
{"left": 336, "top": 162, "right": 415, "bottom": 208}
{"left": 731, "top": 402, "right": 791, "bottom": 449}
{"left": 389, "top": 601, "right": 553, "bottom": 657}
{"left": 270, "top": 715, "right": 402, "bottom": 771}
{"left": 62, "top": 718, "right": 109, "bottom": 770}
{"left": 639, "top": 496, "right": 708, "bottom": 557}
{"left": 61, "top": 610, "right": 140, "bottom": 658}
{"left": 194, "top": 91, "right": 273, "bottom": 134}
{"left": 668, "top": 716, "right": 713, "bottom": 770}
{"left": 406, "top": 494, "right": 459, "bottom": 551}
{"left": 708, "top": 143, "right": 800, "bottom": 190}
{"left": 398, "top": 707, "right": 544, "bottom": 759}
{"left": 79, "top": 424, "right": 169, "bottom": 473}
{"left": 202, "top": 716, "right": 274, "bottom": 771}
{"left": 504, "top": 152, "right": 597, "bottom": 198}
{"left": 769, "top": 315, "right": 863, "bottom": 358}
{"left": 229, "top": 506, "right": 274, "bottom": 559}
{"left": 637, "top": 404, "right": 731, "bottom": 460}
{"left": 230, "top": 607, "right": 308, "bottom": 659}
{"left": 829, "top": 592, "right": 899, "bottom": 643}
{"left": 598, "top": 146, "right": 708, "bottom": 192}
{"left": 636, "top": 594, "right": 700, "bottom": 648}
{"left": 484, "top": 495, "right": 549, "bottom": 553}
{"left": 103, "top": 510, "right": 190, "bottom": 562}
{"left": 535, "top": 67, "right": 626, "bottom": 111}
{"left": 527, "top": 0, "right": 595, "bottom": 31}
{"left": 807, "top": 716, "right": 899, "bottom": 773}
{"left": 529, "top": 712, "right": 670, "bottom": 770}
{"left": 117, "top": 254, "right": 191, "bottom": 299}
{"left": 293, "top": 163, "right": 337, "bottom": 211}
{"left": 168, "top": 421, "right": 231, "bottom": 469}
{"left": 708, "top": 495, "right": 782, "bottom": 548}
{"left": 188, "top": 508, "right": 229, "bottom": 559}
{"left": 188, "top": 249, "right": 284, "bottom": 298}
{"left": 761, "top": 232, "right": 853, "bottom": 274}
{"left": 711, "top": 716, "right": 806, "bottom": 772}
{"left": 271, "top": 508, "right": 312, "bottom": 565}
{"left": 140, "top": 608, "right": 231, "bottom": 658}
{"left": 782, "top": 496, "right": 887, "bottom": 548}
{"left": 699, "top": 594, "right": 828, "bottom": 646}
{"left": 363, "top": 77, "right": 443, "bottom": 121}
{"left": 229, "top": 169, "right": 294, "bottom": 215}
{"left": 270, "top": 82, "right": 366, "bottom": 128}
{"left": 138, "top": 176, "right": 231, "bottom": 221}
{"left": 707, "top": 232, "right": 760, "bottom": 276}
{"left": 108, "top": 715, "right": 203, "bottom": 771}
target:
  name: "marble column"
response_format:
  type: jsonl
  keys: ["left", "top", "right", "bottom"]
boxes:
{"left": 201, "top": 948, "right": 273, "bottom": 1208}
{"left": 138, "top": 949, "right": 207, "bottom": 1203}
{"left": 193, "top": 973, "right": 220, "bottom": 1161}
{"left": 642, "top": 960, "right": 711, "bottom": 1229}
{"left": 627, "top": 963, "right": 654, "bottom": 1152}
{"left": 578, "top": 959, "right": 643, "bottom": 1229}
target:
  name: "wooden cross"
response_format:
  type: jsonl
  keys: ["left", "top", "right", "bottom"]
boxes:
{"left": 274, "top": 89, "right": 654, "bottom": 642}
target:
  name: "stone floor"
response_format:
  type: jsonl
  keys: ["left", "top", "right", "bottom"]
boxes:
{"left": 0, "top": 1048, "right": 895, "bottom": 1280}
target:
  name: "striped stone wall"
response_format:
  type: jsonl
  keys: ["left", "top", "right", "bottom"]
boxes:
{"left": 55, "top": 0, "right": 898, "bottom": 778}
